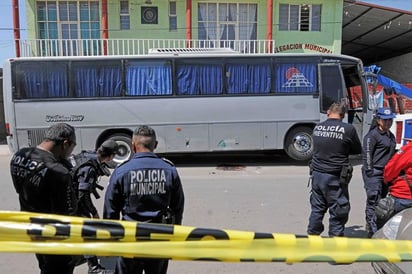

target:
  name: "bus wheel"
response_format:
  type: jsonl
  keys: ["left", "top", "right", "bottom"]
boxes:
{"left": 285, "top": 127, "right": 313, "bottom": 162}
{"left": 107, "top": 134, "right": 133, "bottom": 168}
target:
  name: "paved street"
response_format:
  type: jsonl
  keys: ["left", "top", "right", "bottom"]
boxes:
{"left": 0, "top": 150, "right": 375, "bottom": 273}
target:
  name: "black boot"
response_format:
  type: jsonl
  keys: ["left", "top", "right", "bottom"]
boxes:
{"left": 87, "top": 257, "right": 106, "bottom": 274}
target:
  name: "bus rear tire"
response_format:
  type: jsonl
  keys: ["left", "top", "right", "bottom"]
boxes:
{"left": 285, "top": 126, "right": 313, "bottom": 162}
{"left": 107, "top": 134, "right": 133, "bottom": 168}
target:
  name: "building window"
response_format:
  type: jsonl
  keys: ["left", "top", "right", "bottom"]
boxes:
{"left": 120, "top": 0, "right": 130, "bottom": 30}
{"left": 279, "top": 4, "right": 321, "bottom": 31}
{"left": 36, "top": 1, "right": 101, "bottom": 55}
{"left": 198, "top": 3, "right": 257, "bottom": 52}
{"left": 169, "top": 1, "right": 177, "bottom": 31}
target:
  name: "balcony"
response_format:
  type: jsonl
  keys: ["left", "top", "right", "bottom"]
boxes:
{"left": 18, "top": 39, "right": 276, "bottom": 57}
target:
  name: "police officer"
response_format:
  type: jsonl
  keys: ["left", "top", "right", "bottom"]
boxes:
{"left": 362, "top": 107, "right": 396, "bottom": 237}
{"left": 307, "top": 102, "right": 362, "bottom": 237}
{"left": 73, "top": 139, "right": 120, "bottom": 273}
{"left": 103, "top": 125, "right": 185, "bottom": 274}
{"left": 75, "top": 139, "right": 119, "bottom": 219}
{"left": 10, "top": 123, "right": 78, "bottom": 274}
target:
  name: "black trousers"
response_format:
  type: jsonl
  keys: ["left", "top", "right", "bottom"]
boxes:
{"left": 36, "top": 254, "right": 75, "bottom": 274}
{"left": 115, "top": 257, "right": 169, "bottom": 274}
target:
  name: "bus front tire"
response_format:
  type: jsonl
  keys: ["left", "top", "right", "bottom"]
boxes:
{"left": 285, "top": 127, "right": 313, "bottom": 162}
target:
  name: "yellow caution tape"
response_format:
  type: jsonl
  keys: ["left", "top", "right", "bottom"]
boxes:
{"left": 0, "top": 211, "right": 412, "bottom": 263}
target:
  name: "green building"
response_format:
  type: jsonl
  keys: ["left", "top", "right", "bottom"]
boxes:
{"left": 23, "top": 0, "right": 343, "bottom": 56}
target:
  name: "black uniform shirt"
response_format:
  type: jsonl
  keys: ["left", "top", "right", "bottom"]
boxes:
{"left": 311, "top": 118, "right": 362, "bottom": 174}
{"left": 10, "top": 147, "right": 76, "bottom": 215}
{"left": 76, "top": 161, "right": 100, "bottom": 216}
{"left": 362, "top": 127, "right": 396, "bottom": 175}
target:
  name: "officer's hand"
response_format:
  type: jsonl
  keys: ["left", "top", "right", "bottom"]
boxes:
{"left": 92, "top": 213, "right": 100, "bottom": 219}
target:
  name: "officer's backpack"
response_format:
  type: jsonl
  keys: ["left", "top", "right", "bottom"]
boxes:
{"left": 69, "top": 151, "right": 99, "bottom": 196}
{"left": 69, "top": 151, "right": 110, "bottom": 198}
{"left": 70, "top": 150, "right": 98, "bottom": 174}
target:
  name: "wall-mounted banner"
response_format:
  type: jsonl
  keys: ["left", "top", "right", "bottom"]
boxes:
{"left": 1, "top": 211, "right": 412, "bottom": 264}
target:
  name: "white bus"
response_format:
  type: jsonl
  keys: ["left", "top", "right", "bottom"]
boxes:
{"left": 3, "top": 51, "right": 373, "bottom": 163}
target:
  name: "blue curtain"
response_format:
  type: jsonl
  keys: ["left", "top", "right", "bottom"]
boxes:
{"left": 227, "top": 63, "right": 271, "bottom": 94}
{"left": 74, "top": 66, "right": 122, "bottom": 97}
{"left": 177, "top": 64, "right": 222, "bottom": 95}
{"left": 275, "top": 63, "right": 317, "bottom": 93}
{"left": 21, "top": 64, "right": 68, "bottom": 98}
{"left": 126, "top": 63, "right": 172, "bottom": 96}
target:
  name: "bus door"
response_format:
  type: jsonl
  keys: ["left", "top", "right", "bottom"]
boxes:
{"left": 318, "top": 63, "right": 365, "bottom": 141}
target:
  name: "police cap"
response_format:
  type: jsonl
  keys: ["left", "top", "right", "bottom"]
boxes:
{"left": 376, "top": 107, "right": 396, "bottom": 120}
{"left": 99, "top": 139, "right": 120, "bottom": 155}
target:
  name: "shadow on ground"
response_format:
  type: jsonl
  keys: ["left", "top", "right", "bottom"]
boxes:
{"left": 345, "top": 225, "right": 368, "bottom": 238}
{"left": 160, "top": 150, "right": 310, "bottom": 168}
{"left": 159, "top": 151, "right": 363, "bottom": 169}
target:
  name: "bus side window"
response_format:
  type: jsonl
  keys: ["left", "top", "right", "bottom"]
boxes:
{"left": 16, "top": 62, "right": 69, "bottom": 99}
{"left": 274, "top": 63, "right": 318, "bottom": 94}
{"left": 226, "top": 63, "right": 271, "bottom": 94}
{"left": 176, "top": 62, "right": 223, "bottom": 95}
{"left": 72, "top": 62, "right": 122, "bottom": 97}
{"left": 126, "top": 61, "right": 172, "bottom": 96}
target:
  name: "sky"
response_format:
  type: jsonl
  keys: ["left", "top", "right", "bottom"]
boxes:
{"left": 0, "top": 0, "right": 411, "bottom": 67}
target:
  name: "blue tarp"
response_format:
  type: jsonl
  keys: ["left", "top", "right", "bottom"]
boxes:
{"left": 377, "top": 74, "right": 412, "bottom": 98}
{"left": 365, "top": 65, "right": 412, "bottom": 98}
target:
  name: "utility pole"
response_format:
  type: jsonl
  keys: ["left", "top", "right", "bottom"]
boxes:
{"left": 12, "top": 0, "right": 21, "bottom": 57}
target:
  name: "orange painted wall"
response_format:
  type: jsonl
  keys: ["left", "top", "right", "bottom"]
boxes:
{"left": 349, "top": 83, "right": 412, "bottom": 113}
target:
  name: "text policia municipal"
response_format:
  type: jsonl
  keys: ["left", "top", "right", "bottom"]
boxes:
{"left": 130, "top": 169, "right": 167, "bottom": 195}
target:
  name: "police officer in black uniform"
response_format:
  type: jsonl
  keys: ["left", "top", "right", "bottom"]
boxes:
{"left": 103, "top": 125, "right": 185, "bottom": 274}
{"left": 362, "top": 107, "right": 396, "bottom": 237}
{"left": 73, "top": 139, "right": 119, "bottom": 273}
{"left": 10, "top": 123, "right": 78, "bottom": 274}
{"left": 75, "top": 139, "right": 119, "bottom": 219}
{"left": 307, "top": 102, "right": 362, "bottom": 236}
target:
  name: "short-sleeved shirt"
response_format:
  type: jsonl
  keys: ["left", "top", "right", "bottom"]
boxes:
{"left": 311, "top": 118, "right": 362, "bottom": 174}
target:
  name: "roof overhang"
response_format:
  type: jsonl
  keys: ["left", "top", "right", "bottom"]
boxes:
{"left": 342, "top": 0, "right": 412, "bottom": 65}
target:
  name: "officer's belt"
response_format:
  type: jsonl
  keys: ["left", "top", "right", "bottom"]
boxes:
{"left": 123, "top": 211, "right": 161, "bottom": 222}
{"left": 314, "top": 170, "right": 341, "bottom": 176}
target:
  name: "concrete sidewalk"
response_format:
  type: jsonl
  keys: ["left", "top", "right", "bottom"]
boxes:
{"left": 0, "top": 145, "right": 11, "bottom": 156}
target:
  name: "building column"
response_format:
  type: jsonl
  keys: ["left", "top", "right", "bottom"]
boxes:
{"left": 266, "top": 0, "right": 273, "bottom": 53}
{"left": 186, "top": 0, "right": 192, "bottom": 47}
{"left": 102, "top": 0, "right": 109, "bottom": 55}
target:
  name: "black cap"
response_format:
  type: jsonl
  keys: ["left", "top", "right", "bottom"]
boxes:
{"left": 99, "top": 139, "right": 119, "bottom": 155}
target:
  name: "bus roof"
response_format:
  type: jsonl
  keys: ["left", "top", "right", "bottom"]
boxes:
{"left": 4, "top": 52, "right": 362, "bottom": 64}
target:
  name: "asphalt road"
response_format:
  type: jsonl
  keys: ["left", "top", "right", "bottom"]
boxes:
{"left": 0, "top": 151, "right": 375, "bottom": 273}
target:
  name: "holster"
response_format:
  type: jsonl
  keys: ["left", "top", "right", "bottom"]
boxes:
{"left": 340, "top": 164, "right": 353, "bottom": 185}
{"left": 308, "top": 160, "right": 313, "bottom": 176}
{"left": 159, "top": 208, "right": 175, "bottom": 224}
